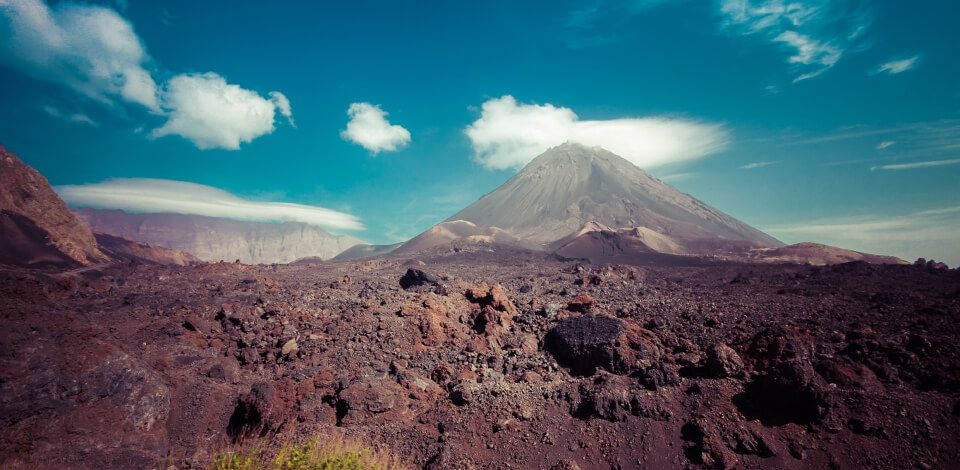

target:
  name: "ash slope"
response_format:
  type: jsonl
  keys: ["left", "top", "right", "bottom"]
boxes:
{"left": 75, "top": 209, "right": 366, "bottom": 265}
{"left": 0, "top": 146, "right": 106, "bottom": 267}
{"left": 447, "top": 142, "right": 782, "bottom": 249}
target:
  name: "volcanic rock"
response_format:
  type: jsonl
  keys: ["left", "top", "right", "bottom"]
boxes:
{"left": 705, "top": 343, "right": 745, "bottom": 378}
{"left": 227, "top": 380, "right": 296, "bottom": 440}
{"left": 281, "top": 338, "right": 298, "bottom": 356}
{"left": 574, "top": 373, "right": 635, "bottom": 421}
{"left": 79, "top": 354, "right": 170, "bottom": 432}
{"left": 544, "top": 315, "right": 662, "bottom": 376}
{"left": 338, "top": 377, "right": 412, "bottom": 425}
{"left": 399, "top": 268, "right": 446, "bottom": 294}
{"left": 567, "top": 293, "right": 595, "bottom": 313}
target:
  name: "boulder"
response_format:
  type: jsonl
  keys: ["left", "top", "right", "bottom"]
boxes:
{"left": 544, "top": 315, "right": 662, "bottom": 376}
{"left": 705, "top": 343, "right": 744, "bottom": 379}
{"left": 567, "top": 293, "right": 595, "bottom": 313}
{"left": 338, "top": 377, "right": 412, "bottom": 425}
{"left": 399, "top": 268, "right": 446, "bottom": 294}
{"left": 227, "top": 380, "right": 296, "bottom": 440}
{"left": 465, "top": 283, "right": 518, "bottom": 334}
{"left": 80, "top": 354, "right": 170, "bottom": 432}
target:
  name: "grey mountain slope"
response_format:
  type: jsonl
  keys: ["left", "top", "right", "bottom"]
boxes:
{"left": 446, "top": 142, "right": 782, "bottom": 248}
{"left": 331, "top": 242, "right": 403, "bottom": 261}
{"left": 74, "top": 208, "right": 365, "bottom": 264}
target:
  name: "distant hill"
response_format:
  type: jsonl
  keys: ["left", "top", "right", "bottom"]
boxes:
{"left": 0, "top": 146, "right": 106, "bottom": 267}
{"left": 75, "top": 208, "right": 365, "bottom": 264}
{"left": 331, "top": 242, "right": 403, "bottom": 261}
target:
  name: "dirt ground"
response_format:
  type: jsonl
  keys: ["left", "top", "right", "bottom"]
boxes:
{"left": 1, "top": 249, "right": 958, "bottom": 469}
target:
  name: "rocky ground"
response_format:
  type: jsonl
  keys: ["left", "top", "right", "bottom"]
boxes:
{"left": 1, "top": 249, "right": 958, "bottom": 469}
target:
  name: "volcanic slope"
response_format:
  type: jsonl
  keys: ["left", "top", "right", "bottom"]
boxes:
{"left": 445, "top": 142, "right": 781, "bottom": 251}
{"left": 0, "top": 146, "right": 106, "bottom": 267}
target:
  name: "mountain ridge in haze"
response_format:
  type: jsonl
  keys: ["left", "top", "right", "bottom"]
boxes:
{"left": 75, "top": 208, "right": 366, "bottom": 264}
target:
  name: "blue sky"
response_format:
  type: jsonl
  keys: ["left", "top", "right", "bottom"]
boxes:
{"left": 1, "top": 0, "right": 958, "bottom": 264}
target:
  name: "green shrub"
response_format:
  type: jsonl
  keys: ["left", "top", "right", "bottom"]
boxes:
{"left": 211, "top": 436, "right": 405, "bottom": 470}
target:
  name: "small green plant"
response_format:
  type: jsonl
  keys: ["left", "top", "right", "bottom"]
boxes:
{"left": 212, "top": 447, "right": 261, "bottom": 470}
{"left": 211, "top": 435, "right": 405, "bottom": 470}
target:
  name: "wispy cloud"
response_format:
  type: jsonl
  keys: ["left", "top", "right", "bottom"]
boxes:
{"left": 764, "top": 206, "right": 960, "bottom": 266}
{"left": 780, "top": 121, "right": 960, "bottom": 157}
{"left": 563, "top": 0, "right": 675, "bottom": 48}
{"left": 871, "top": 158, "right": 960, "bottom": 171}
{"left": 717, "top": 0, "right": 871, "bottom": 82}
{"left": 43, "top": 105, "right": 98, "bottom": 127}
{"left": 465, "top": 95, "right": 729, "bottom": 170}
{"left": 773, "top": 31, "right": 841, "bottom": 81}
{"left": 872, "top": 55, "right": 921, "bottom": 75}
{"left": 56, "top": 179, "right": 363, "bottom": 231}
{"left": 0, "top": 0, "right": 293, "bottom": 150}
{"left": 875, "top": 140, "right": 896, "bottom": 150}
{"left": 340, "top": 103, "right": 411, "bottom": 154}
{"left": 657, "top": 172, "right": 698, "bottom": 182}
{"left": 739, "top": 161, "right": 775, "bottom": 170}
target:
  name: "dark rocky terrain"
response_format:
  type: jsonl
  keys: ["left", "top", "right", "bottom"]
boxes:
{"left": 1, "top": 249, "right": 957, "bottom": 469}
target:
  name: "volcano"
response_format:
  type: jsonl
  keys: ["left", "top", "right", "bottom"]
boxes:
{"left": 403, "top": 143, "right": 781, "bottom": 257}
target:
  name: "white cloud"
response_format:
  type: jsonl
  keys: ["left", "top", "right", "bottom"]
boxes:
{"left": 764, "top": 206, "right": 960, "bottom": 266}
{"left": 56, "top": 178, "right": 363, "bottom": 231}
{"left": 773, "top": 30, "right": 841, "bottom": 81}
{"left": 1, "top": 0, "right": 294, "bottom": 150}
{"left": 269, "top": 91, "right": 295, "bottom": 127}
{"left": 340, "top": 102, "right": 411, "bottom": 154}
{"left": 717, "top": 0, "right": 868, "bottom": 82}
{"left": 870, "top": 158, "right": 960, "bottom": 171}
{"left": 739, "top": 161, "right": 775, "bottom": 169}
{"left": 0, "top": 0, "right": 159, "bottom": 110}
{"left": 151, "top": 73, "right": 291, "bottom": 150}
{"left": 464, "top": 95, "right": 729, "bottom": 170}
{"left": 875, "top": 140, "right": 896, "bottom": 150}
{"left": 872, "top": 55, "right": 920, "bottom": 75}
{"left": 43, "top": 105, "right": 98, "bottom": 127}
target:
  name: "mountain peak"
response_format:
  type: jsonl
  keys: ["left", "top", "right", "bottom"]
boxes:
{"left": 533, "top": 141, "right": 619, "bottom": 162}
{"left": 445, "top": 145, "right": 781, "bottom": 248}
{"left": 521, "top": 142, "right": 657, "bottom": 182}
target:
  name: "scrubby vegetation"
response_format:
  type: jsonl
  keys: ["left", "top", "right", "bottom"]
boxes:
{"left": 211, "top": 436, "right": 406, "bottom": 470}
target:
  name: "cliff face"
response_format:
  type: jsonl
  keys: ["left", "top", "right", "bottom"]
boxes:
{"left": 0, "top": 147, "right": 106, "bottom": 266}
{"left": 74, "top": 208, "right": 365, "bottom": 264}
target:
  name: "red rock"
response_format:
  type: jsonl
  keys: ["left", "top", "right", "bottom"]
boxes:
{"left": 567, "top": 293, "right": 595, "bottom": 313}
{"left": 338, "top": 377, "right": 412, "bottom": 425}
